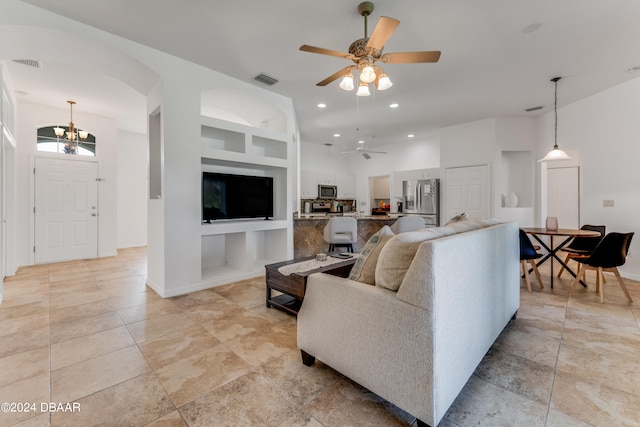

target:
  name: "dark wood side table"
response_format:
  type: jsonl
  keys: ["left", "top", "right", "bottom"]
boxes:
{"left": 265, "top": 255, "right": 357, "bottom": 315}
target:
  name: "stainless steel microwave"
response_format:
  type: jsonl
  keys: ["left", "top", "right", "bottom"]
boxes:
{"left": 318, "top": 184, "right": 337, "bottom": 199}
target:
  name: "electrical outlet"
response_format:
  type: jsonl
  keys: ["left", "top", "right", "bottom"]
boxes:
{"left": 603, "top": 200, "right": 615, "bottom": 207}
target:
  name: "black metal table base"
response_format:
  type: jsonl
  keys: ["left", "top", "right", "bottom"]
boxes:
{"left": 526, "top": 234, "right": 588, "bottom": 289}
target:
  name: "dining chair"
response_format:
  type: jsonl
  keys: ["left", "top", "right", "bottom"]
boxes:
{"left": 569, "top": 232, "right": 634, "bottom": 303}
{"left": 390, "top": 215, "right": 425, "bottom": 234}
{"left": 323, "top": 217, "right": 358, "bottom": 252}
{"left": 557, "top": 224, "right": 606, "bottom": 278}
{"left": 519, "top": 229, "right": 544, "bottom": 292}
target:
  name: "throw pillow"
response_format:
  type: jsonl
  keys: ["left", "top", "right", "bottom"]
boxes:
{"left": 348, "top": 225, "right": 395, "bottom": 285}
{"left": 446, "top": 212, "right": 467, "bottom": 224}
{"left": 375, "top": 227, "right": 456, "bottom": 291}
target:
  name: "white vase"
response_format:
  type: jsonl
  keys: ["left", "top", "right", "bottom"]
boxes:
{"left": 505, "top": 192, "right": 518, "bottom": 208}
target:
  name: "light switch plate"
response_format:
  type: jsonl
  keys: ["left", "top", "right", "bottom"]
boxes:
{"left": 603, "top": 200, "right": 615, "bottom": 207}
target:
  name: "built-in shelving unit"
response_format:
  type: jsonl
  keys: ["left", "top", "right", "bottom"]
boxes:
{"left": 200, "top": 115, "right": 292, "bottom": 285}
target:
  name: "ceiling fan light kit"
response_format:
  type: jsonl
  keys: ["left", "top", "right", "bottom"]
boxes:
{"left": 539, "top": 77, "right": 571, "bottom": 162}
{"left": 299, "top": 1, "right": 440, "bottom": 96}
{"left": 339, "top": 72, "right": 355, "bottom": 90}
{"left": 356, "top": 81, "right": 371, "bottom": 96}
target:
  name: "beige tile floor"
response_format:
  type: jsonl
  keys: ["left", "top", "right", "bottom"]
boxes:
{"left": 1, "top": 247, "right": 640, "bottom": 426}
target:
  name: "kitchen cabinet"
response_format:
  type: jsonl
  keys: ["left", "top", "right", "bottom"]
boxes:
{"left": 373, "top": 175, "right": 390, "bottom": 199}
{"left": 336, "top": 173, "right": 357, "bottom": 199}
{"left": 392, "top": 170, "right": 410, "bottom": 199}
{"left": 301, "top": 170, "right": 354, "bottom": 199}
{"left": 392, "top": 169, "right": 440, "bottom": 200}
{"left": 300, "top": 170, "right": 318, "bottom": 198}
{"left": 316, "top": 171, "right": 336, "bottom": 185}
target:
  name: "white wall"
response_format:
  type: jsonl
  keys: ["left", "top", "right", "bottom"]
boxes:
{"left": 117, "top": 130, "right": 147, "bottom": 248}
{"left": 299, "top": 142, "right": 351, "bottom": 172}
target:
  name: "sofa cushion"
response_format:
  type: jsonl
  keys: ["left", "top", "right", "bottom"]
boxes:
{"left": 374, "top": 219, "right": 502, "bottom": 291}
{"left": 348, "top": 225, "right": 395, "bottom": 285}
{"left": 374, "top": 227, "right": 456, "bottom": 291}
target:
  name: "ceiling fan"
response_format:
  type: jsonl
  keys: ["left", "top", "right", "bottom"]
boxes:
{"left": 341, "top": 140, "right": 387, "bottom": 159}
{"left": 299, "top": 1, "right": 441, "bottom": 91}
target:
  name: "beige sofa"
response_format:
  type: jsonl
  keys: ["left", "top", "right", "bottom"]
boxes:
{"left": 297, "top": 220, "right": 520, "bottom": 427}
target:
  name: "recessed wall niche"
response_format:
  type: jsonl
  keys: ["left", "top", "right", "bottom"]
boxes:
{"left": 501, "top": 151, "right": 533, "bottom": 208}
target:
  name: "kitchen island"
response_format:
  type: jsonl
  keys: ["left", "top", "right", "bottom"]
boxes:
{"left": 294, "top": 213, "right": 398, "bottom": 258}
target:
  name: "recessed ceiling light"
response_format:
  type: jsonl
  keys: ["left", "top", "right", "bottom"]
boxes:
{"left": 390, "top": 103, "right": 399, "bottom": 109}
{"left": 317, "top": 103, "right": 327, "bottom": 108}
{"left": 333, "top": 133, "right": 340, "bottom": 137}
{"left": 358, "top": 140, "right": 365, "bottom": 144}
{"left": 521, "top": 23, "right": 541, "bottom": 34}
{"left": 407, "top": 134, "right": 415, "bottom": 138}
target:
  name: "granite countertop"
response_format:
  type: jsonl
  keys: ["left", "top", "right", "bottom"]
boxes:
{"left": 294, "top": 213, "right": 399, "bottom": 221}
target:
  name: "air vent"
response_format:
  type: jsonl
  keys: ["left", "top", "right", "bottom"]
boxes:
{"left": 525, "top": 105, "right": 543, "bottom": 112}
{"left": 254, "top": 73, "right": 278, "bottom": 86}
{"left": 12, "top": 59, "right": 42, "bottom": 69}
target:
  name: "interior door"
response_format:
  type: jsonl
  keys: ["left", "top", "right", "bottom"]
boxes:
{"left": 445, "top": 164, "right": 490, "bottom": 222}
{"left": 547, "top": 166, "right": 579, "bottom": 229}
{"left": 35, "top": 157, "right": 98, "bottom": 264}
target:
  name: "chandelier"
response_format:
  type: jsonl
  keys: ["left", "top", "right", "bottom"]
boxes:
{"left": 53, "top": 100, "right": 89, "bottom": 154}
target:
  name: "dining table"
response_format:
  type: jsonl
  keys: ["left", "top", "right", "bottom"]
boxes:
{"left": 521, "top": 227, "right": 601, "bottom": 288}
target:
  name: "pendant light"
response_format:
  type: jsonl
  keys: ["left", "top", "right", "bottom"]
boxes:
{"left": 539, "top": 77, "right": 571, "bottom": 162}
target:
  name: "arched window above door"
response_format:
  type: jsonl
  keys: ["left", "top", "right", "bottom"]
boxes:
{"left": 36, "top": 126, "right": 96, "bottom": 157}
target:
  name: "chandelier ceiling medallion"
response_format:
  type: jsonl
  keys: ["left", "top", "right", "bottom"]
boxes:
{"left": 539, "top": 77, "right": 571, "bottom": 162}
{"left": 299, "top": 1, "right": 441, "bottom": 96}
{"left": 54, "top": 100, "right": 89, "bottom": 154}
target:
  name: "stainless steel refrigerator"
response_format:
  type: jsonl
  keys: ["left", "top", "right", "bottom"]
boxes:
{"left": 402, "top": 179, "right": 440, "bottom": 226}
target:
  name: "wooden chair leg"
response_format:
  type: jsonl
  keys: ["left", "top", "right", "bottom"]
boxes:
{"left": 570, "top": 264, "right": 585, "bottom": 293}
{"left": 557, "top": 254, "right": 571, "bottom": 278}
{"left": 598, "top": 267, "right": 605, "bottom": 303}
{"left": 521, "top": 260, "right": 532, "bottom": 292}
{"left": 530, "top": 260, "right": 544, "bottom": 289}
{"left": 611, "top": 267, "right": 634, "bottom": 303}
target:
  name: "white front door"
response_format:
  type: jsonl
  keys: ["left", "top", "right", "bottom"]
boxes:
{"left": 547, "top": 166, "right": 580, "bottom": 229}
{"left": 445, "top": 164, "right": 490, "bottom": 222}
{"left": 35, "top": 157, "right": 98, "bottom": 264}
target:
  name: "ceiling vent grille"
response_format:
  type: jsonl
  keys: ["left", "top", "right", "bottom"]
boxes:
{"left": 12, "top": 59, "right": 42, "bottom": 69}
{"left": 254, "top": 73, "right": 278, "bottom": 86}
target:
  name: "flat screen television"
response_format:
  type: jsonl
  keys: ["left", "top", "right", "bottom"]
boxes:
{"left": 202, "top": 172, "right": 274, "bottom": 222}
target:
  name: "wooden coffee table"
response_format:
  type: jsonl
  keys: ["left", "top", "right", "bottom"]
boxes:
{"left": 265, "top": 255, "right": 357, "bottom": 315}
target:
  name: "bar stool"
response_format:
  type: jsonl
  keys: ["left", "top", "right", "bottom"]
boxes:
{"left": 323, "top": 217, "right": 357, "bottom": 252}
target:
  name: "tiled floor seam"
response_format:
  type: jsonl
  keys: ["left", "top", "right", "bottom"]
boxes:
{"left": 542, "top": 292, "right": 572, "bottom": 427}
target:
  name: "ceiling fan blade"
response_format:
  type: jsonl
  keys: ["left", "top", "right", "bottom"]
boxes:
{"left": 363, "top": 149, "right": 387, "bottom": 154}
{"left": 366, "top": 16, "right": 400, "bottom": 51}
{"left": 316, "top": 66, "right": 354, "bottom": 86}
{"left": 299, "top": 44, "right": 351, "bottom": 59}
{"left": 382, "top": 51, "right": 441, "bottom": 64}
{"left": 362, "top": 152, "right": 372, "bottom": 160}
